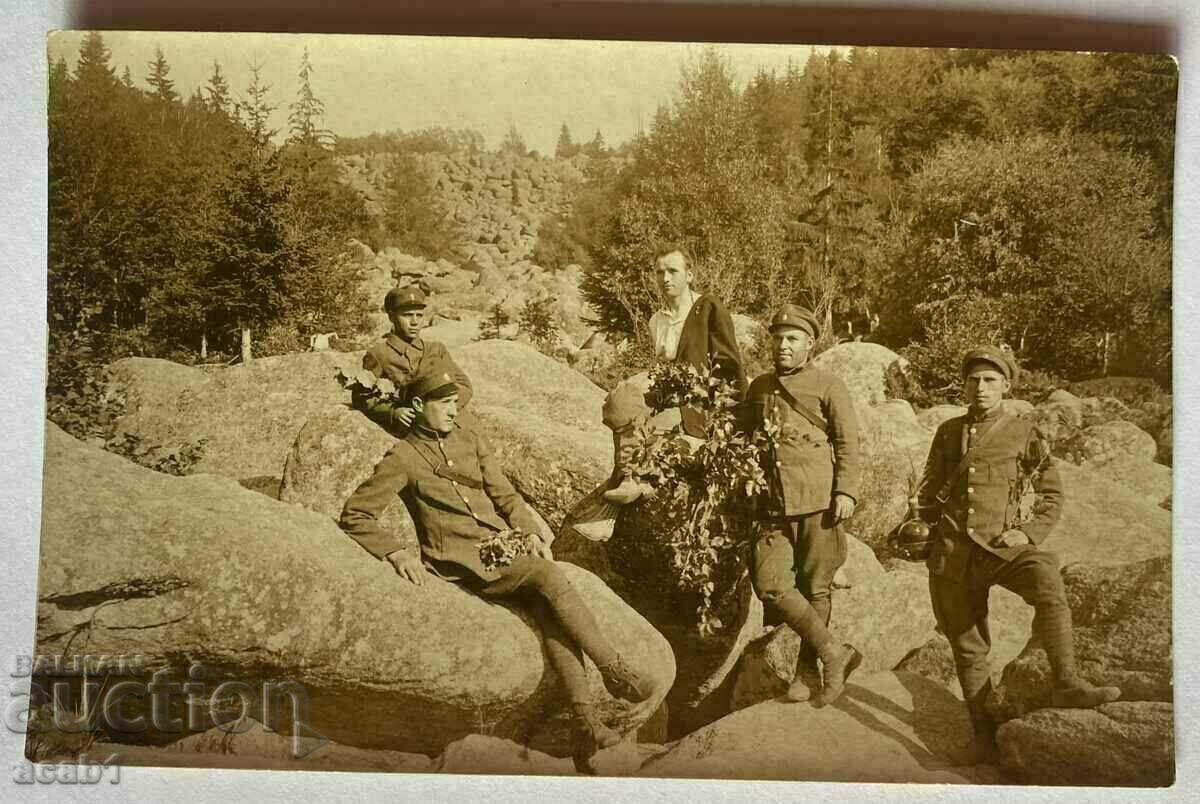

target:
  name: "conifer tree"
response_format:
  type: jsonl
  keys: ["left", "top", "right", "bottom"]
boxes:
{"left": 554, "top": 123, "right": 575, "bottom": 158}
{"left": 146, "top": 47, "right": 179, "bottom": 104}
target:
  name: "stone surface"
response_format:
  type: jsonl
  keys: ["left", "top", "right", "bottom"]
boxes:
{"left": 989, "top": 556, "right": 1171, "bottom": 722}
{"left": 731, "top": 535, "right": 937, "bottom": 710}
{"left": 996, "top": 702, "right": 1174, "bottom": 786}
{"left": 36, "top": 423, "right": 674, "bottom": 757}
{"left": 812, "top": 342, "right": 910, "bottom": 407}
{"left": 642, "top": 671, "right": 982, "bottom": 783}
{"left": 916, "top": 404, "right": 967, "bottom": 432}
{"left": 1051, "top": 463, "right": 1172, "bottom": 566}
{"left": 1063, "top": 420, "right": 1158, "bottom": 468}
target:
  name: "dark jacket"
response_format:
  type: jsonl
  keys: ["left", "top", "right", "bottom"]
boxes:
{"left": 742, "top": 363, "right": 862, "bottom": 517}
{"left": 353, "top": 333, "right": 474, "bottom": 435}
{"left": 917, "top": 408, "right": 1063, "bottom": 581}
{"left": 674, "top": 294, "right": 747, "bottom": 437}
{"left": 340, "top": 424, "right": 541, "bottom": 582}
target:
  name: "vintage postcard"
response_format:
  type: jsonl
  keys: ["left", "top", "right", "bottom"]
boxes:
{"left": 30, "top": 30, "right": 1174, "bottom": 786}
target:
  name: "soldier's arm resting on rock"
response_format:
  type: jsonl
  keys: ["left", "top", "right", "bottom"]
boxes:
{"left": 477, "top": 433, "right": 546, "bottom": 543}
{"left": 825, "top": 376, "right": 862, "bottom": 506}
{"left": 340, "top": 448, "right": 414, "bottom": 560}
{"left": 1015, "top": 427, "right": 1064, "bottom": 546}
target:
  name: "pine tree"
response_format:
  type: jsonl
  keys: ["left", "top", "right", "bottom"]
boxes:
{"left": 500, "top": 125, "right": 527, "bottom": 156}
{"left": 584, "top": 129, "right": 607, "bottom": 157}
{"left": 146, "top": 47, "right": 179, "bottom": 104}
{"left": 204, "top": 61, "right": 232, "bottom": 116}
{"left": 287, "top": 47, "right": 332, "bottom": 150}
{"left": 238, "top": 64, "right": 277, "bottom": 153}
{"left": 554, "top": 123, "right": 575, "bottom": 158}
{"left": 73, "top": 31, "right": 116, "bottom": 89}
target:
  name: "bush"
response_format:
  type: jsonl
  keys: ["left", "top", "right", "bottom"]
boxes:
{"left": 899, "top": 296, "right": 1009, "bottom": 405}
{"left": 580, "top": 337, "right": 657, "bottom": 392}
{"left": 517, "top": 295, "right": 560, "bottom": 354}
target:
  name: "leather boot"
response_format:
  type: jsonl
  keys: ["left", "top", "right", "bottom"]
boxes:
{"left": 970, "top": 712, "right": 1001, "bottom": 765}
{"left": 571, "top": 702, "right": 620, "bottom": 773}
{"left": 1051, "top": 678, "right": 1121, "bottom": 709}
{"left": 817, "top": 643, "right": 862, "bottom": 707}
{"left": 785, "top": 653, "right": 822, "bottom": 703}
{"left": 597, "top": 655, "right": 654, "bottom": 703}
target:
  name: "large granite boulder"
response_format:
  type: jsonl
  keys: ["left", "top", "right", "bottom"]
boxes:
{"left": 1052, "top": 463, "right": 1172, "bottom": 566}
{"left": 989, "top": 556, "right": 1171, "bottom": 722}
{"left": 36, "top": 424, "right": 674, "bottom": 757}
{"left": 850, "top": 399, "right": 934, "bottom": 553}
{"left": 641, "top": 671, "right": 984, "bottom": 783}
{"left": 917, "top": 404, "right": 967, "bottom": 431}
{"left": 108, "top": 352, "right": 357, "bottom": 485}
{"left": 1061, "top": 420, "right": 1158, "bottom": 468}
{"left": 996, "top": 702, "right": 1173, "bottom": 786}
{"left": 811, "top": 342, "right": 910, "bottom": 407}
{"left": 731, "top": 536, "right": 936, "bottom": 709}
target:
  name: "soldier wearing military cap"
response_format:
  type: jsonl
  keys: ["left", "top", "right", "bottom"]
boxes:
{"left": 341, "top": 375, "right": 662, "bottom": 772}
{"left": 353, "top": 285, "right": 474, "bottom": 436}
{"left": 916, "top": 345, "right": 1121, "bottom": 762}
{"left": 739, "top": 304, "right": 864, "bottom": 706}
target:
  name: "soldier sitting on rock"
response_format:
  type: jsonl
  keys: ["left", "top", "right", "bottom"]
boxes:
{"left": 739, "top": 304, "right": 864, "bottom": 707}
{"left": 916, "top": 346, "right": 1121, "bottom": 763}
{"left": 340, "top": 369, "right": 658, "bottom": 772}
{"left": 353, "top": 286, "right": 473, "bottom": 436}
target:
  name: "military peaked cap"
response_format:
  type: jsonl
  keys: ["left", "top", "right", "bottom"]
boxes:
{"left": 384, "top": 285, "right": 427, "bottom": 312}
{"left": 961, "top": 346, "right": 1018, "bottom": 381}
{"left": 410, "top": 368, "right": 458, "bottom": 400}
{"left": 769, "top": 304, "right": 820, "bottom": 339}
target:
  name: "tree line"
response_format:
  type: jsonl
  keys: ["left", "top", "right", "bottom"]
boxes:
{"left": 567, "top": 47, "right": 1175, "bottom": 391}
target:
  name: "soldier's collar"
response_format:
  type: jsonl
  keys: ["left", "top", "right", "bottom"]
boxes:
{"left": 407, "top": 422, "right": 444, "bottom": 441}
{"left": 776, "top": 359, "right": 812, "bottom": 378}
{"left": 386, "top": 332, "right": 424, "bottom": 352}
{"left": 968, "top": 404, "right": 1005, "bottom": 423}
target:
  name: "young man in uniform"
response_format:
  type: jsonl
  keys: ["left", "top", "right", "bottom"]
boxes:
{"left": 917, "top": 346, "right": 1121, "bottom": 762}
{"left": 353, "top": 286, "right": 473, "bottom": 435}
{"left": 741, "top": 304, "right": 863, "bottom": 706}
{"left": 340, "top": 369, "right": 659, "bottom": 771}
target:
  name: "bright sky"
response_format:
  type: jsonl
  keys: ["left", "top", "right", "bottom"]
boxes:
{"left": 47, "top": 31, "right": 817, "bottom": 153}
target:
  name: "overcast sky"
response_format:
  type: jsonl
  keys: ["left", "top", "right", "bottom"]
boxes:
{"left": 47, "top": 31, "right": 818, "bottom": 153}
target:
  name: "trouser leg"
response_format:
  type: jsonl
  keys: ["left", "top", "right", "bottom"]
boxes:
{"left": 751, "top": 524, "right": 835, "bottom": 656}
{"left": 528, "top": 597, "right": 591, "bottom": 704}
{"left": 481, "top": 554, "right": 619, "bottom": 669}
{"left": 793, "top": 510, "right": 847, "bottom": 661}
{"left": 928, "top": 560, "right": 994, "bottom": 712}
{"left": 991, "top": 549, "right": 1075, "bottom": 685}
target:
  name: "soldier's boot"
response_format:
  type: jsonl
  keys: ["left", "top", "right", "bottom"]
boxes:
{"left": 785, "top": 653, "right": 822, "bottom": 703}
{"left": 787, "top": 595, "right": 831, "bottom": 702}
{"left": 968, "top": 711, "right": 1001, "bottom": 765}
{"left": 541, "top": 570, "right": 657, "bottom": 705}
{"left": 601, "top": 426, "right": 655, "bottom": 505}
{"left": 1035, "top": 596, "right": 1122, "bottom": 708}
{"left": 597, "top": 654, "right": 654, "bottom": 704}
{"left": 570, "top": 702, "right": 621, "bottom": 774}
{"left": 817, "top": 643, "right": 862, "bottom": 707}
{"left": 773, "top": 591, "right": 861, "bottom": 706}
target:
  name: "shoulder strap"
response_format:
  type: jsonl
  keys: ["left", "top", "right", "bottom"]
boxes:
{"left": 935, "top": 414, "right": 1015, "bottom": 502}
{"left": 771, "top": 374, "right": 829, "bottom": 433}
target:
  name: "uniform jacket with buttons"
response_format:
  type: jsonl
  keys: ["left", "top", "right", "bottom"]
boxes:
{"left": 353, "top": 333, "right": 474, "bottom": 435}
{"left": 741, "top": 363, "right": 862, "bottom": 517}
{"left": 340, "top": 425, "right": 541, "bottom": 582}
{"left": 917, "top": 408, "right": 1063, "bottom": 581}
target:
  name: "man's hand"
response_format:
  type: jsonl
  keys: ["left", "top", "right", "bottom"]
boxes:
{"left": 386, "top": 550, "right": 426, "bottom": 585}
{"left": 992, "top": 529, "right": 1030, "bottom": 548}
{"left": 831, "top": 494, "right": 856, "bottom": 525}
{"left": 393, "top": 406, "right": 417, "bottom": 428}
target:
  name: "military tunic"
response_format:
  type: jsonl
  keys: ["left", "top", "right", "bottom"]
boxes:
{"left": 742, "top": 362, "right": 862, "bottom": 633}
{"left": 340, "top": 424, "right": 541, "bottom": 582}
{"left": 353, "top": 333, "right": 474, "bottom": 434}
{"left": 917, "top": 405, "right": 1071, "bottom": 708}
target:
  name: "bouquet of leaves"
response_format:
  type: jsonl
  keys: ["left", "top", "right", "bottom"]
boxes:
{"left": 644, "top": 362, "right": 712, "bottom": 412}
{"left": 478, "top": 528, "right": 541, "bottom": 572}
{"left": 618, "top": 363, "right": 779, "bottom": 635}
{"left": 335, "top": 366, "right": 404, "bottom": 404}
{"left": 1007, "top": 444, "right": 1052, "bottom": 530}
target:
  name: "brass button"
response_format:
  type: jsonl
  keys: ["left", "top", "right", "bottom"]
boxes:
{"left": 967, "top": 487, "right": 975, "bottom": 494}
{"left": 451, "top": 480, "right": 458, "bottom": 487}
{"left": 969, "top": 467, "right": 977, "bottom": 474}
{"left": 447, "top": 460, "right": 454, "bottom": 466}
{"left": 969, "top": 427, "right": 977, "bottom": 434}
{"left": 967, "top": 507, "right": 975, "bottom": 514}
{"left": 775, "top": 461, "right": 783, "bottom": 467}
{"left": 968, "top": 527, "right": 975, "bottom": 535}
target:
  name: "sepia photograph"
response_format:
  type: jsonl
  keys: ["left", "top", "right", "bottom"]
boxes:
{"left": 28, "top": 28, "right": 1175, "bottom": 787}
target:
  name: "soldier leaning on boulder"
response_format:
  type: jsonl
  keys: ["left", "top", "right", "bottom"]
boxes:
{"left": 353, "top": 286, "right": 474, "bottom": 435}
{"left": 739, "top": 304, "right": 863, "bottom": 706}
{"left": 915, "top": 347, "right": 1121, "bottom": 763}
{"left": 340, "top": 369, "right": 659, "bottom": 772}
